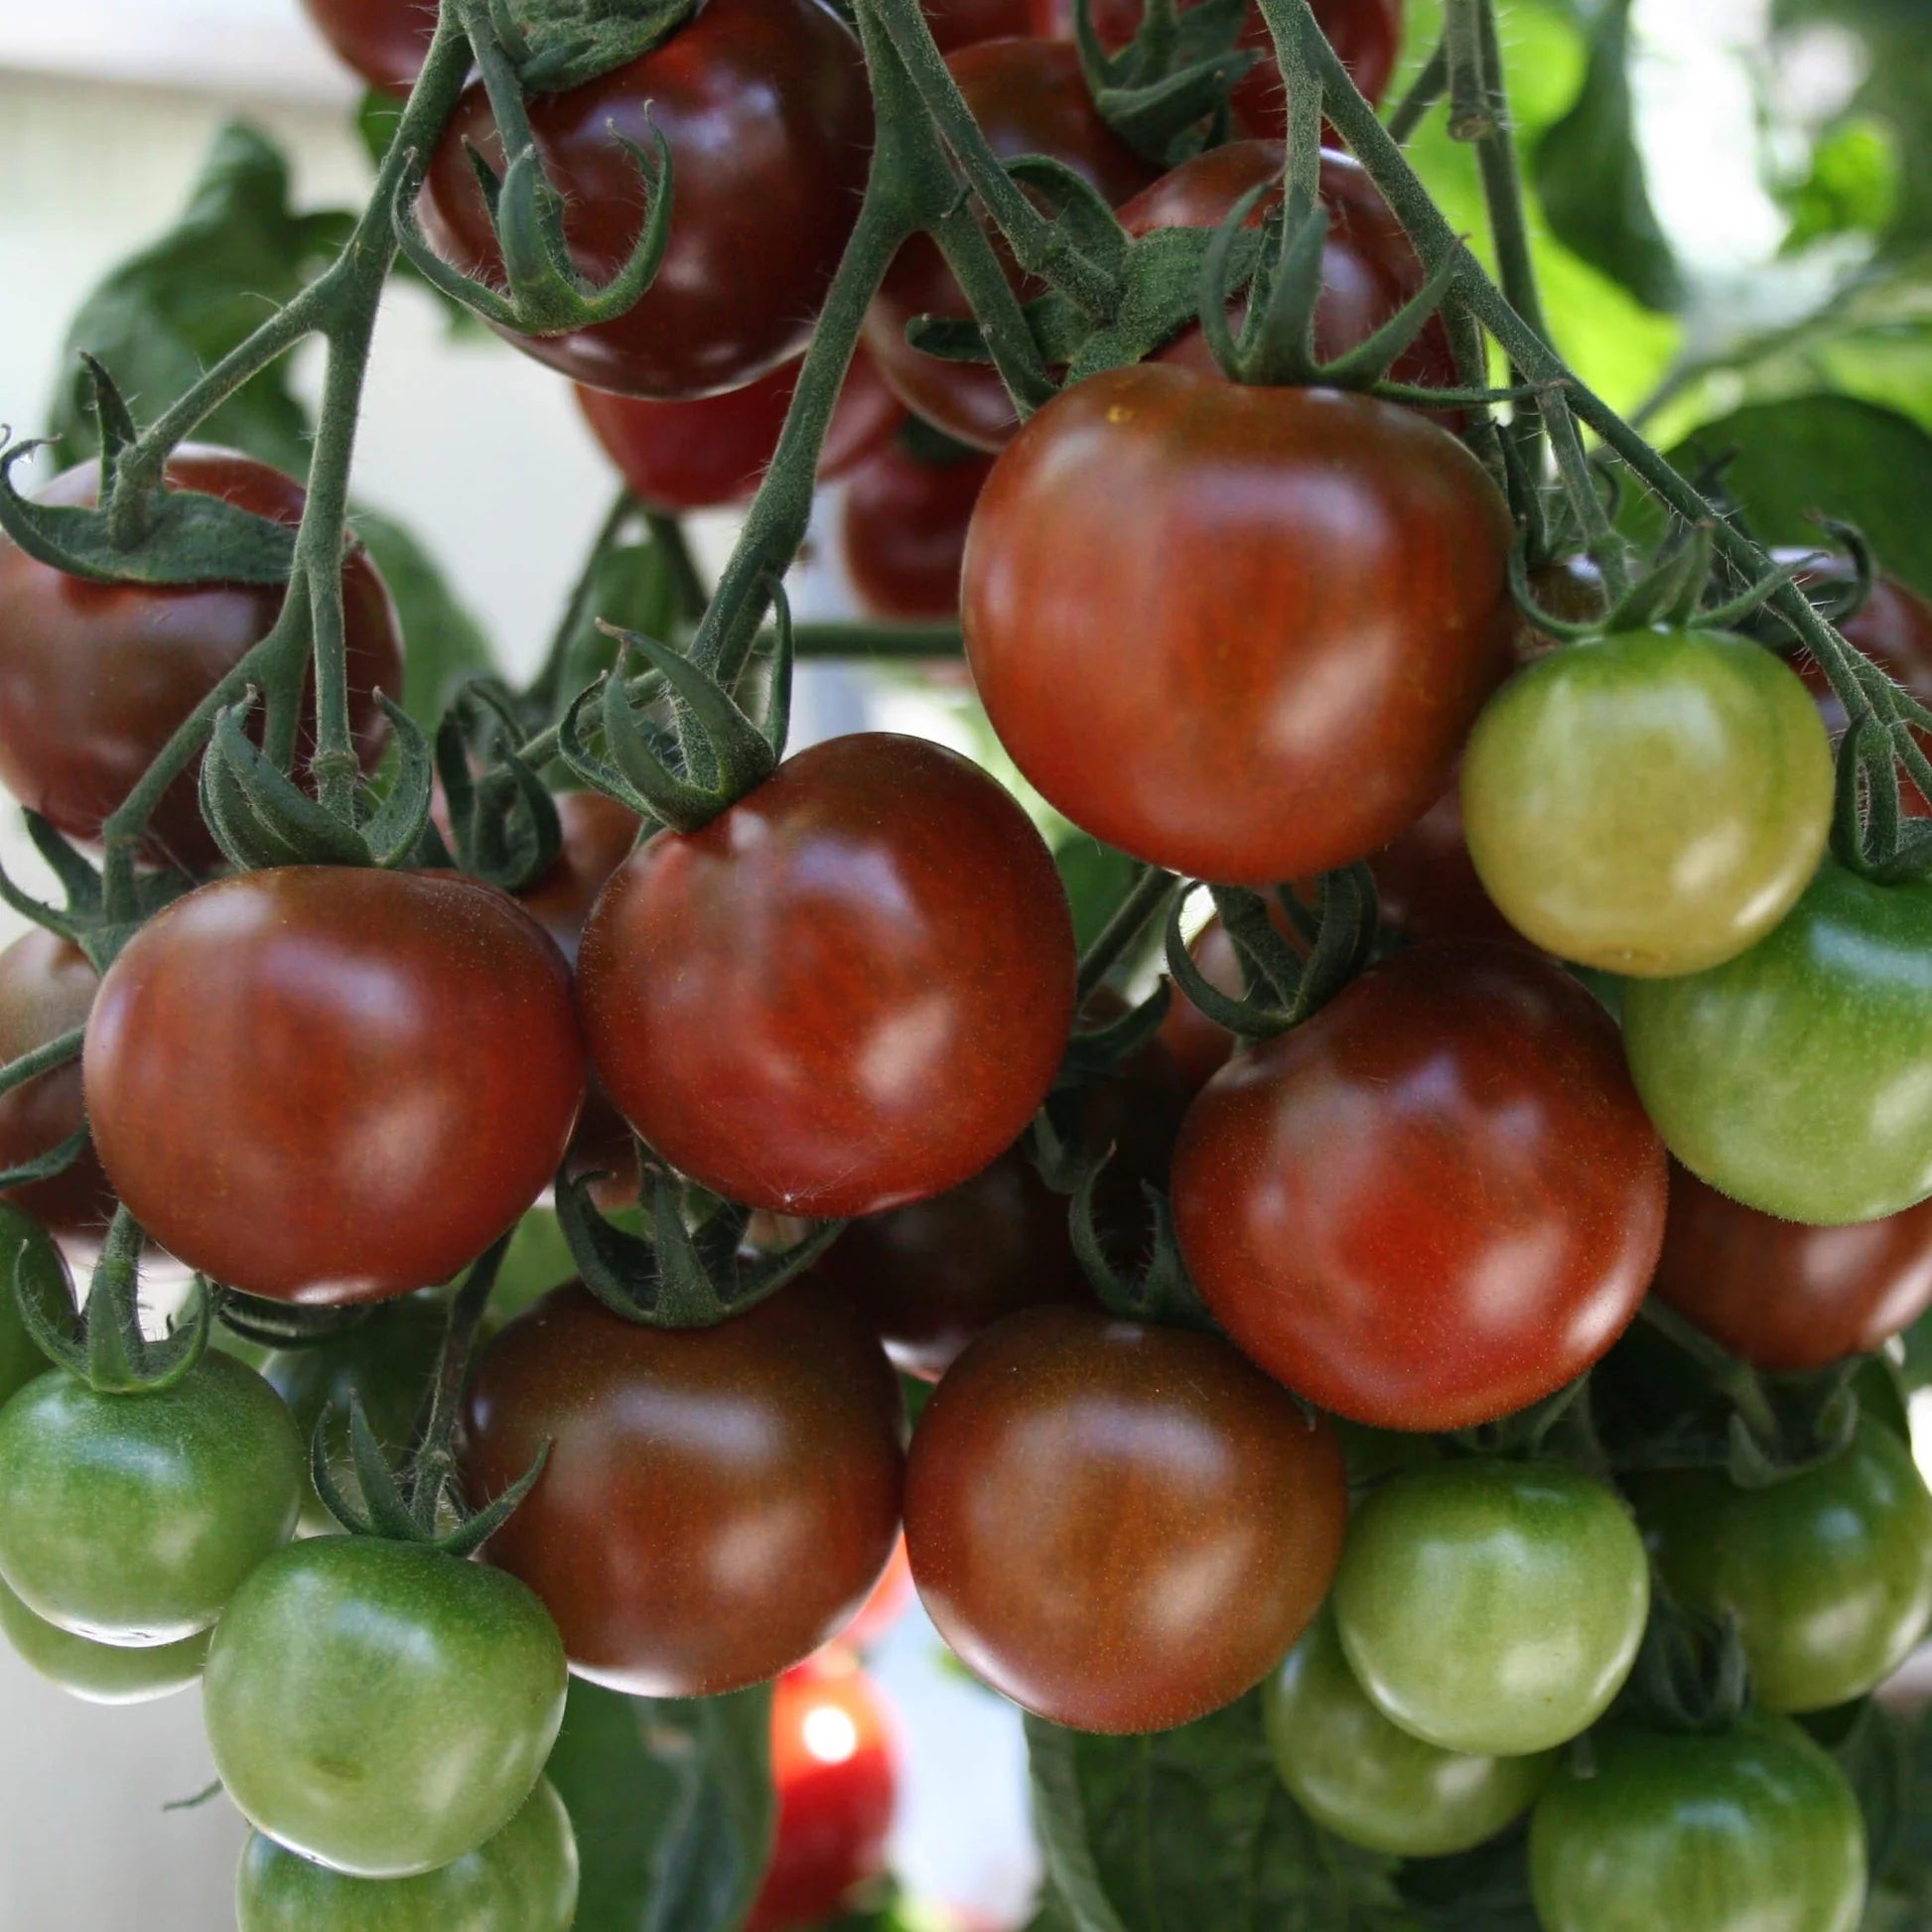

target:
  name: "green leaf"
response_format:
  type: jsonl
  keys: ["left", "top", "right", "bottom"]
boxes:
{"left": 550, "top": 542, "right": 680, "bottom": 716}
{"left": 1532, "top": 0, "right": 1681, "bottom": 313}
{"left": 1052, "top": 836, "right": 1143, "bottom": 957}
{"left": 545, "top": 1677, "right": 774, "bottom": 1932}
{"left": 1779, "top": 119, "right": 1902, "bottom": 253}
{"left": 48, "top": 123, "right": 348, "bottom": 476}
{"left": 349, "top": 509, "right": 498, "bottom": 728}
{"left": 1025, "top": 1698, "right": 1413, "bottom": 1932}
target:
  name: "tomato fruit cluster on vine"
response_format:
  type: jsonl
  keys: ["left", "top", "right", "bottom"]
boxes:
{"left": 1, "top": 0, "right": 1930, "bottom": 1928}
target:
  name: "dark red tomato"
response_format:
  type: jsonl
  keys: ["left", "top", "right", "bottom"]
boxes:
{"left": 1117, "top": 143, "right": 1458, "bottom": 404}
{"left": 926, "top": 0, "right": 1037, "bottom": 48}
{"left": 1785, "top": 549, "right": 1932, "bottom": 818}
{"left": 864, "top": 39, "right": 1160, "bottom": 451}
{"left": 963, "top": 363, "right": 1514, "bottom": 885}
{"left": 516, "top": 790, "right": 642, "bottom": 968}
{"left": 83, "top": 869, "right": 585, "bottom": 1305}
{"left": 1031, "top": 0, "right": 1403, "bottom": 131}
{"left": 746, "top": 1661, "right": 899, "bottom": 1932}
{"left": 459, "top": 1282, "right": 904, "bottom": 1697}
{"left": 840, "top": 440, "right": 995, "bottom": 622}
{"left": 1652, "top": 1163, "right": 1932, "bottom": 1373}
{"left": 1370, "top": 781, "right": 1518, "bottom": 946}
{"left": 576, "top": 345, "right": 900, "bottom": 514}
{"left": 300, "top": 0, "right": 433, "bottom": 92}
{"left": 577, "top": 732, "right": 1076, "bottom": 1219}
{"left": 418, "top": 0, "right": 873, "bottom": 400}
{"left": 1172, "top": 942, "right": 1668, "bottom": 1432}
{"left": 905, "top": 1304, "right": 1347, "bottom": 1732}
{"left": 0, "top": 449, "right": 402, "bottom": 872}
{"left": 1154, "top": 896, "right": 1312, "bottom": 1099}
{"left": 0, "top": 931, "right": 113, "bottom": 1241}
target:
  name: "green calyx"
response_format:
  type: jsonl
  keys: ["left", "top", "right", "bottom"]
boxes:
{"left": 491, "top": 0, "right": 701, "bottom": 95}
{"left": 431, "top": 683, "right": 564, "bottom": 894}
{"left": 1069, "top": 1155, "right": 1219, "bottom": 1334}
{"left": 555, "top": 1162, "right": 844, "bottom": 1330}
{"left": 0, "top": 811, "right": 191, "bottom": 975}
{"left": 1070, "top": 0, "right": 1254, "bottom": 168}
{"left": 1613, "top": 1593, "right": 1754, "bottom": 1739}
{"left": 214, "top": 1292, "right": 375, "bottom": 1354}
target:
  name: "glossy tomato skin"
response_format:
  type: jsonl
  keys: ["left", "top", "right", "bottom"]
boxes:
{"left": 206, "top": 1536, "right": 567, "bottom": 1878}
{"left": 864, "top": 39, "right": 1159, "bottom": 451}
{"left": 904, "top": 1305, "right": 1348, "bottom": 1733}
{"left": 418, "top": 0, "right": 872, "bottom": 400}
{"left": 1172, "top": 942, "right": 1666, "bottom": 1432}
{"left": 460, "top": 1282, "right": 904, "bottom": 1698}
{"left": 578, "top": 733, "right": 1075, "bottom": 1220}
{"left": 235, "top": 1778, "right": 580, "bottom": 1932}
{"left": 1369, "top": 782, "right": 1519, "bottom": 947}
{"left": 927, "top": 0, "right": 1037, "bottom": 46}
{"left": 0, "top": 930, "right": 113, "bottom": 1240}
{"left": 1623, "top": 861, "right": 1932, "bottom": 1225}
{"left": 84, "top": 868, "right": 585, "bottom": 1305}
{"left": 1031, "top": 0, "right": 1403, "bottom": 130}
{"left": 1529, "top": 1715, "right": 1865, "bottom": 1932}
{"left": 515, "top": 789, "right": 642, "bottom": 966}
{"left": 964, "top": 366, "right": 1514, "bottom": 885}
{"left": 747, "top": 1662, "right": 898, "bottom": 1932}
{"left": 840, "top": 440, "right": 995, "bottom": 622}
{"left": 576, "top": 345, "right": 899, "bottom": 512}
{"left": 0, "top": 1353, "right": 302, "bottom": 1645}
{"left": 299, "top": 0, "right": 433, "bottom": 92}
{"left": 1334, "top": 1459, "right": 1650, "bottom": 1758}
{"left": 1652, "top": 1163, "right": 1932, "bottom": 1372}
{"left": 1631, "top": 1416, "right": 1932, "bottom": 1715}
{"left": 0, "top": 450, "right": 402, "bottom": 871}
{"left": 0, "top": 1574, "right": 209, "bottom": 1705}
{"left": 1461, "top": 630, "right": 1834, "bottom": 977}
{"left": 1264, "top": 1609, "right": 1556, "bottom": 1859}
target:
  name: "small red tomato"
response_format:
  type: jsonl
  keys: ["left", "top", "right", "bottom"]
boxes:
{"left": 830, "top": 1537, "right": 916, "bottom": 1654}
{"left": 576, "top": 345, "right": 900, "bottom": 514}
{"left": 0, "top": 449, "right": 403, "bottom": 872}
{"left": 577, "top": 733, "right": 1076, "bottom": 1220}
{"left": 1172, "top": 941, "right": 1668, "bottom": 1432}
{"left": 418, "top": 0, "right": 874, "bottom": 399}
{"left": 515, "top": 790, "right": 642, "bottom": 968}
{"left": 459, "top": 1282, "right": 904, "bottom": 1697}
{"left": 1653, "top": 1163, "right": 1932, "bottom": 1374}
{"left": 746, "top": 1661, "right": 899, "bottom": 1932}
{"left": 1369, "top": 781, "right": 1519, "bottom": 947}
{"left": 83, "top": 869, "right": 585, "bottom": 1305}
{"left": 864, "top": 38, "right": 1159, "bottom": 452}
{"left": 840, "top": 440, "right": 995, "bottom": 622}
{"left": 963, "top": 363, "right": 1514, "bottom": 885}
{"left": 0, "top": 930, "right": 114, "bottom": 1241}
{"left": 300, "top": 0, "right": 433, "bottom": 93}
{"left": 906, "top": 1305, "right": 1348, "bottom": 1733}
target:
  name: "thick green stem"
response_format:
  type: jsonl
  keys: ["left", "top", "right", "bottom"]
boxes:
{"left": 1466, "top": 0, "right": 1550, "bottom": 350}
{"left": 1444, "top": 0, "right": 1496, "bottom": 141}
{"left": 1278, "top": 15, "right": 1323, "bottom": 229}
{"left": 928, "top": 203, "right": 1059, "bottom": 416}
{"left": 0, "top": 1028, "right": 84, "bottom": 1101}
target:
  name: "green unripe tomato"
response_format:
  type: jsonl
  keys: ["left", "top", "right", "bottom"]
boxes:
{"left": 1460, "top": 628, "right": 1831, "bottom": 976}
{"left": 1622, "top": 862, "right": 1932, "bottom": 1224}
{"left": 1263, "top": 1609, "right": 1554, "bottom": 1857}
{"left": 205, "top": 1535, "right": 568, "bottom": 1878}
{"left": 235, "top": 1776, "right": 579, "bottom": 1932}
{"left": 1332, "top": 1458, "right": 1649, "bottom": 1757}
{"left": 1631, "top": 1415, "right": 1932, "bottom": 1714}
{"left": 1529, "top": 1715, "right": 1865, "bottom": 1932}
{"left": 0, "top": 1351, "right": 302, "bottom": 1643}
{"left": 0, "top": 1576, "right": 209, "bottom": 1704}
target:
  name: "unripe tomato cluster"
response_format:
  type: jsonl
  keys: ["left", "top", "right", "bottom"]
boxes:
{"left": 0, "top": 2, "right": 1929, "bottom": 1929}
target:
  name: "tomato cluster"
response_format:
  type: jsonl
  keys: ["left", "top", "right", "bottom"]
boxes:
{"left": 5, "top": 3, "right": 1932, "bottom": 1929}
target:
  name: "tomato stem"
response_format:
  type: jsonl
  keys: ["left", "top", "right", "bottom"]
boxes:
{"left": 1383, "top": 41, "right": 1447, "bottom": 145}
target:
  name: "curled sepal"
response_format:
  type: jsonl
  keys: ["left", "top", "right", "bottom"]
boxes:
{"left": 1056, "top": 981, "right": 1171, "bottom": 1091}
{"left": 511, "top": 0, "right": 701, "bottom": 93}
{"left": 1602, "top": 524, "right": 1717, "bottom": 632}
{"left": 0, "top": 813, "right": 192, "bottom": 973}
{"left": 1615, "top": 1595, "right": 1753, "bottom": 1738}
{"left": 214, "top": 1288, "right": 374, "bottom": 1352}
{"left": 0, "top": 1128, "right": 89, "bottom": 1194}
{"left": 352, "top": 695, "right": 437, "bottom": 868}
{"left": 0, "top": 430, "right": 297, "bottom": 588}
{"left": 1003, "top": 159, "right": 1132, "bottom": 289}
{"left": 555, "top": 1164, "right": 844, "bottom": 1330}
{"left": 78, "top": 354, "right": 138, "bottom": 496}
{"left": 1507, "top": 536, "right": 1601, "bottom": 646}
{"left": 0, "top": 1025, "right": 84, "bottom": 1109}
{"left": 435, "top": 686, "right": 564, "bottom": 893}
{"left": 1725, "top": 1357, "right": 1863, "bottom": 1492}
{"left": 1067, "top": 223, "right": 1264, "bottom": 383}
{"left": 1072, "top": 0, "right": 1251, "bottom": 167}
{"left": 1450, "top": 1376, "right": 1596, "bottom": 1462}
{"left": 1068, "top": 1155, "right": 1217, "bottom": 1332}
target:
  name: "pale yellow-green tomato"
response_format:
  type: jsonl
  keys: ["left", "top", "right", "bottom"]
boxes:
{"left": 1460, "top": 629, "right": 1832, "bottom": 977}
{"left": 0, "top": 1577, "right": 209, "bottom": 1704}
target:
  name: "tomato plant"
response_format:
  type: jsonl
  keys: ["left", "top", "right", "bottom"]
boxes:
{"left": 459, "top": 1282, "right": 904, "bottom": 1698}
{"left": 83, "top": 868, "right": 586, "bottom": 1304}
{"left": 1332, "top": 1458, "right": 1650, "bottom": 1758}
{"left": 1651, "top": 1162, "right": 1932, "bottom": 1371}
{"left": 205, "top": 1534, "right": 567, "bottom": 1878}
{"left": 1264, "top": 1609, "right": 1556, "bottom": 1859}
{"left": 1461, "top": 629, "right": 1834, "bottom": 976}
{"left": 0, "top": 1576, "right": 210, "bottom": 1706}
{"left": 1172, "top": 941, "right": 1667, "bottom": 1432}
{"left": 577, "top": 733, "right": 1075, "bottom": 1220}
{"left": 1622, "top": 860, "right": 1932, "bottom": 1225}
{"left": 235, "top": 1778, "right": 579, "bottom": 1932}
{"left": 904, "top": 1305, "right": 1348, "bottom": 1733}
{"left": 418, "top": 0, "right": 874, "bottom": 399}
{"left": 840, "top": 436, "right": 995, "bottom": 622}
{"left": 1631, "top": 1415, "right": 1932, "bottom": 1715}
{"left": 0, "top": 448, "right": 402, "bottom": 869}
{"left": 746, "top": 1661, "right": 899, "bottom": 1931}
{"left": 963, "top": 364, "right": 1514, "bottom": 884}
{"left": 864, "top": 38, "right": 1159, "bottom": 450}
{"left": 1529, "top": 1715, "right": 1866, "bottom": 1932}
